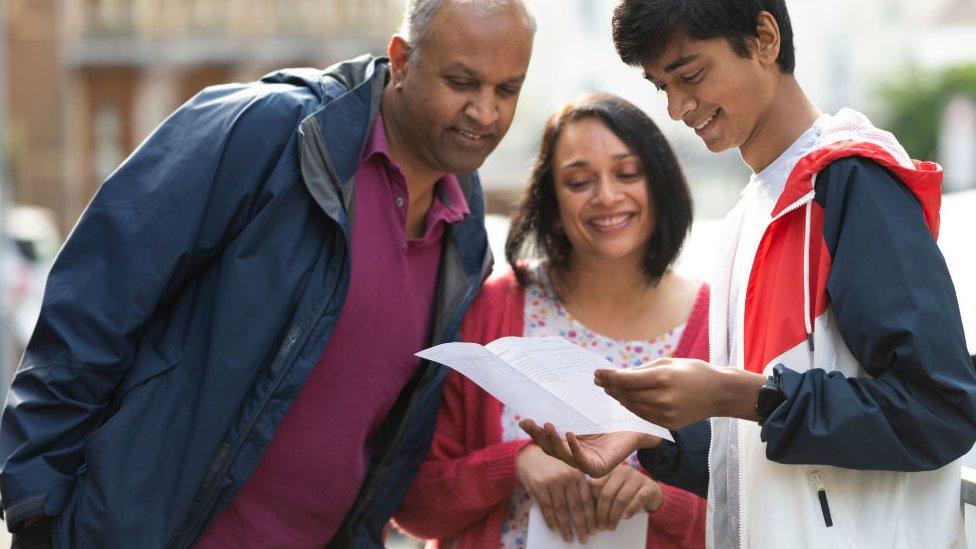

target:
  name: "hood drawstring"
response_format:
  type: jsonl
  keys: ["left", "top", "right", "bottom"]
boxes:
{"left": 804, "top": 177, "right": 815, "bottom": 357}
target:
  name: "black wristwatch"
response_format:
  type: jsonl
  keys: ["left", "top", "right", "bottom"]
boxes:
{"left": 755, "top": 367, "right": 787, "bottom": 423}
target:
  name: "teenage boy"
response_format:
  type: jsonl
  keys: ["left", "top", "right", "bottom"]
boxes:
{"left": 522, "top": 1, "right": 976, "bottom": 547}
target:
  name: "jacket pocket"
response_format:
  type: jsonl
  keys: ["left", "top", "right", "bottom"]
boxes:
{"left": 88, "top": 326, "right": 185, "bottom": 446}
{"left": 810, "top": 469, "right": 834, "bottom": 528}
{"left": 85, "top": 357, "right": 177, "bottom": 451}
{"left": 805, "top": 467, "right": 862, "bottom": 547}
{"left": 64, "top": 365, "right": 178, "bottom": 548}
{"left": 804, "top": 466, "right": 917, "bottom": 549}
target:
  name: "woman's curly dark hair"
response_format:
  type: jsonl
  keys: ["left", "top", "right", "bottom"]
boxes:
{"left": 506, "top": 92, "right": 693, "bottom": 286}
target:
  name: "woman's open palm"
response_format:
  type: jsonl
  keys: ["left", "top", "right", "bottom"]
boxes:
{"left": 520, "top": 420, "right": 661, "bottom": 478}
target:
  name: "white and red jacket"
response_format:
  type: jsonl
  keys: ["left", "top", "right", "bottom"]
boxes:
{"left": 640, "top": 109, "right": 976, "bottom": 548}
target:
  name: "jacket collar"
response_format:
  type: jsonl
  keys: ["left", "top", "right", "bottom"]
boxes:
{"left": 772, "top": 109, "right": 943, "bottom": 238}
{"left": 298, "top": 55, "right": 483, "bottom": 235}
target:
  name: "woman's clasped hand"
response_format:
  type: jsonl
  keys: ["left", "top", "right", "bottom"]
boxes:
{"left": 515, "top": 444, "right": 664, "bottom": 543}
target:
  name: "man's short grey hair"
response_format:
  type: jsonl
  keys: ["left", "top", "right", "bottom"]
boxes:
{"left": 400, "top": 0, "right": 537, "bottom": 56}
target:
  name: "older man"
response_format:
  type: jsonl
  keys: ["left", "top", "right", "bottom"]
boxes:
{"left": 0, "top": 1, "right": 535, "bottom": 547}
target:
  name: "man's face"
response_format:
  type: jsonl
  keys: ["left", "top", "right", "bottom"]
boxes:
{"left": 642, "top": 34, "right": 776, "bottom": 154}
{"left": 392, "top": 3, "right": 533, "bottom": 175}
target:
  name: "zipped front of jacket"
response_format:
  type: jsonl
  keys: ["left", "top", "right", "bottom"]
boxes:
{"left": 711, "top": 134, "right": 947, "bottom": 548}
{"left": 172, "top": 59, "right": 376, "bottom": 547}
{"left": 707, "top": 181, "right": 817, "bottom": 548}
{"left": 173, "top": 147, "right": 354, "bottom": 549}
{"left": 687, "top": 109, "right": 973, "bottom": 549}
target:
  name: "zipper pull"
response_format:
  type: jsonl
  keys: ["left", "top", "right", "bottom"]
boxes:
{"left": 812, "top": 471, "right": 833, "bottom": 527}
{"left": 807, "top": 332, "right": 815, "bottom": 352}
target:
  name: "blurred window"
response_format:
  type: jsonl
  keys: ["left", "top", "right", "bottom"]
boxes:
{"left": 883, "top": 0, "right": 902, "bottom": 23}
{"left": 93, "top": 101, "right": 123, "bottom": 184}
{"left": 580, "top": 0, "right": 599, "bottom": 34}
{"left": 940, "top": 94, "right": 976, "bottom": 193}
{"left": 86, "top": 0, "right": 134, "bottom": 35}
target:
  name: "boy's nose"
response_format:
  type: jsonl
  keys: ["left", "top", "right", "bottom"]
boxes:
{"left": 667, "top": 89, "right": 696, "bottom": 122}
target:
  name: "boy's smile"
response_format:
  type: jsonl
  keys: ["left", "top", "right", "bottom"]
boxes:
{"left": 641, "top": 33, "right": 777, "bottom": 156}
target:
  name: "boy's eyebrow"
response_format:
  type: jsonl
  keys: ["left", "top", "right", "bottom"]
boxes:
{"left": 642, "top": 54, "right": 700, "bottom": 84}
{"left": 664, "top": 54, "right": 699, "bottom": 73}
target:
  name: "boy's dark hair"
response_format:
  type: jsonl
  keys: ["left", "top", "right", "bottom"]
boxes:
{"left": 506, "top": 92, "right": 693, "bottom": 286}
{"left": 612, "top": 0, "right": 795, "bottom": 74}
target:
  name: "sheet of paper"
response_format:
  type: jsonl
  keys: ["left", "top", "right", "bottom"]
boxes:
{"left": 526, "top": 503, "right": 648, "bottom": 548}
{"left": 418, "top": 337, "right": 672, "bottom": 439}
{"left": 416, "top": 341, "right": 595, "bottom": 433}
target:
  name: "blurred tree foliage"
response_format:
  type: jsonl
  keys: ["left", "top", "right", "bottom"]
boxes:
{"left": 879, "top": 64, "right": 976, "bottom": 161}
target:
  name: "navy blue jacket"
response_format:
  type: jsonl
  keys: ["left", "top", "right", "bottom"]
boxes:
{"left": 0, "top": 55, "right": 493, "bottom": 548}
{"left": 640, "top": 158, "right": 976, "bottom": 497}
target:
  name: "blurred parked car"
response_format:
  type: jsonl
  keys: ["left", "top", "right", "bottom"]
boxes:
{"left": 3, "top": 206, "right": 62, "bottom": 354}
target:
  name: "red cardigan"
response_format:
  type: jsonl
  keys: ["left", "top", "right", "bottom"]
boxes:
{"left": 394, "top": 270, "right": 709, "bottom": 548}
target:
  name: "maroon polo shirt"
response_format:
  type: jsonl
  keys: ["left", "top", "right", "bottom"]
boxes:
{"left": 196, "top": 114, "right": 469, "bottom": 548}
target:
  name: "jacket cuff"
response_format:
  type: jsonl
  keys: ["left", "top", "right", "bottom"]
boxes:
{"left": 3, "top": 482, "right": 72, "bottom": 532}
{"left": 4, "top": 495, "right": 47, "bottom": 533}
{"left": 637, "top": 440, "right": 679, "bottom": 479}
{"left": 759, "top": 364, "right": 803, "bottom": 443}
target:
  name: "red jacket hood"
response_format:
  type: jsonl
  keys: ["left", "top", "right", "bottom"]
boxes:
{"left": 772, "top": 109, "right": 943, "bottom": 238}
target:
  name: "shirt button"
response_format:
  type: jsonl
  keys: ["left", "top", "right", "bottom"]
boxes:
{"left": 394, "top": 196, "right": 404, "bottom": 207}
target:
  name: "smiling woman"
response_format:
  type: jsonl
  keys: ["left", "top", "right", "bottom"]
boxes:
{"left": 394, "top": 93, "right": 708, "bottom": 548}
{"left": 506, "top": 92, "right": 692, "bottom": 290}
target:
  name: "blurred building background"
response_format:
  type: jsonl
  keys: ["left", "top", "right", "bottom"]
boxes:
{"left": 5, "top": 0, "right": 400, "bottom": 233}
{"left": 4, "top": 0, "right": 976, "bottom": 232}
{"left": 0, "top": 0, "right": 401, "bottom": 384}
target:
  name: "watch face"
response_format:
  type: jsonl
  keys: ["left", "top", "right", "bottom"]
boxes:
{"left": 756, "top": 380, "right": 785, "bottom": 419}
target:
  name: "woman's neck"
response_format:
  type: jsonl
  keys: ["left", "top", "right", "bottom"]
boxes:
{"left": 556, "top": 254, "right": 652, "bottom": 310}
{"left": 549, "top": 254, "right": 697, "bottom": 342}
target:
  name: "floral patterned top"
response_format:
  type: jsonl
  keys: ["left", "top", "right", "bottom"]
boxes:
{"left": 499, "top": 264, "right": 686, "bottom": 548}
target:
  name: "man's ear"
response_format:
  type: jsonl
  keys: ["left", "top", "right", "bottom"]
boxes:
{"left": 754, "top": 11, "right": 782, "bottom": 68}
{"left": 388, "top": 35, "right": 413, "bottom": 86}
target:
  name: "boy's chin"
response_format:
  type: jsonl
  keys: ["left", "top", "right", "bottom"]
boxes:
{"left": 702, "top": 139, "right": 734, "bottom": 153}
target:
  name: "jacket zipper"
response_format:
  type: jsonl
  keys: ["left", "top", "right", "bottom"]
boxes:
{"left": 728, "top": 188, "right": 817, "bottom": 547}
{"left": 176, "top": 241, "right": 349, "bottom": 548}
{"left": 706, "top": 203, "right": 744, "bottom": 549}
{"left": 812, "top": 470, "right": 834, "bottom": 527}
{"left": 178, "top": 68, "right": 388, "bottom": 546}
